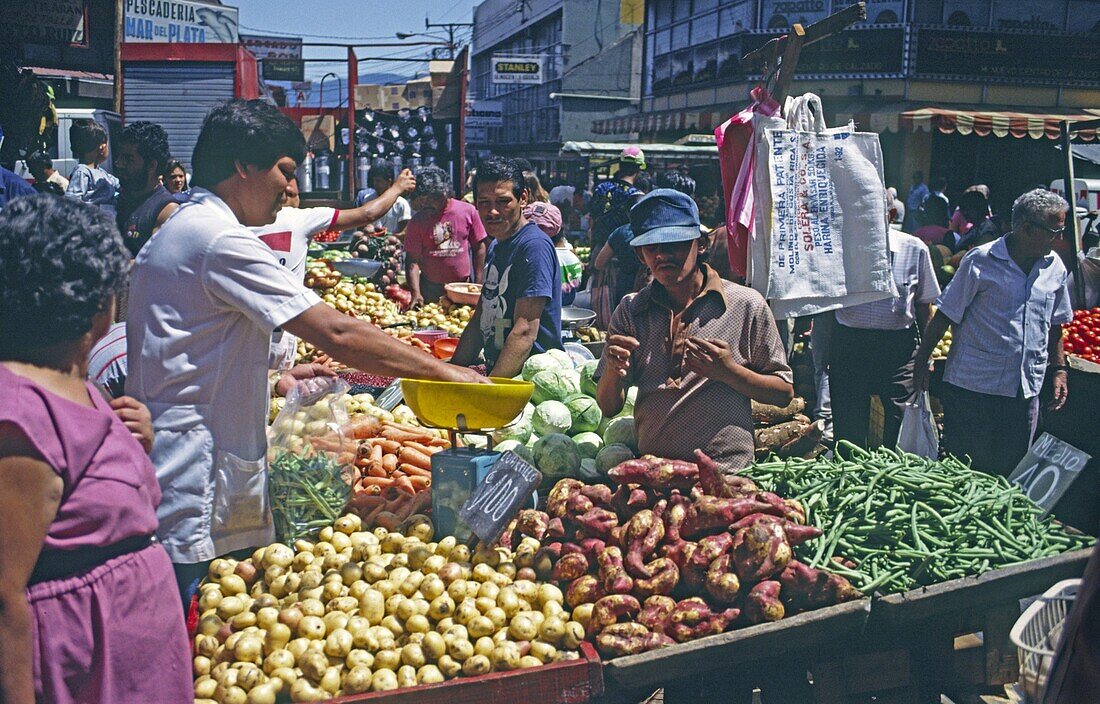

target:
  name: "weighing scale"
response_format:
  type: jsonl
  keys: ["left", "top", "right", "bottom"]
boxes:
{"left": 400, "top": 377, "right": 535, "bottom": 542}
{"left": 560, "top": 306, "right": 597, "bottom": 344}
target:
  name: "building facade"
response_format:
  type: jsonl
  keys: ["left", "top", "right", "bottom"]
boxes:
{"left": 470, "top": 0, "right": 643, "bottom": 183}
{"left": 594, "top": 0, "right": 1100, "bottom": 213}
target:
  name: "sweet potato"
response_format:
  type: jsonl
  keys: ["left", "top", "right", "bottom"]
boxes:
{"left": 634, "top": 558, "right": 679, "bottom": 599}
{"left": 682, "top": 533, "right": 734, "bottom": 592}
{"left": 579, "top": 484, "right": 613, "bottom": 507}
{"left": 587, "top": 594, "right": 641, "bottom": 639}
{"left": 597, "top": 546, "right": 634, "bottom": 595}
{"left": 666, "top": 598, "right": 740, "bottom": 642}
{"left": 547, "top": 478, "right": 584, "bottom": 518}
{"left": 608, "top": 456, "right": 699, "bottom": 491}
{"left": 547, "top": 517, "right": 568, "bottom": 539}
{"left": 595, "top": 623, "right": 673, "bottom": 657}
{"left": 682, "top": 494, "right": 784, "bottom": 538}
{"left": 623, "top": 510, "right": 665, "bottom": 578}
{"left": 743, "top": 580, "right": 785, "bottom": 624}
{"left": 513, "top": 509, "right": 550, "bottom": 542}
{"left": 731, "top": 518, "right": 792, "bottom": 583}
{"left": 661, "top": 493, "right": 692, "bottom": 547}
{"left": 751, "top": 397, "right": 805, "bottom": 426}
{"left": 694, "top": 449, "right": 759, "bottom": 499}
{"left": 704, "top": 554, "right": 741, "bottom": 605}
{"left": 552, "top": 552, "right": 590, "bottom": 582}
{"left": 566, "top": 575, "right": 606, "bottom": 608}
{"left": 778, "top": 561, "right": 863, "bottom": 614}
{"left": 566, "top": 492, "right": 595, "bottom": 515}
{"left": 576, "top": 507, "right": 618, "bottom": 539}
{"left": 637, "top": 595, "right": 676, "bottom": 635}
{"left": 729, "top": 513, "right": 822, "bottom": 547}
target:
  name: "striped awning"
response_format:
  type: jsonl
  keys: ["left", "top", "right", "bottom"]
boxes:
{"left": 900, "top": 108, "right": 1100, "bottom": 140}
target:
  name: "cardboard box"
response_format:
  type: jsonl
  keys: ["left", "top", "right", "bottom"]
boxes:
{"left": 300, "top": 114, "right": 334, "bottom": 151}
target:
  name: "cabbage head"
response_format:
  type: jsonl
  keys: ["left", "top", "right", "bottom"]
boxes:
{"left": 522, "top": 352, "right": 565, "bottom": 381}
{"left": 531, "top": 369, "right": 580, "bottom": 405}
{"left": 494, "top": 416, "right": 532, "bottom": 445}
{"left": 564, "top": 394, "right": 602, "bottom": 434}
{"left": 545, "top": 348, "right": 575, "bottom": 370}
{"left": 596, "top": 443, "right": 636, "bottom": 475}
{"left": 572, "top": 431, "right": 603, "bottom": 460}
{"left": 578, "top": 360, "right": 599, "bottom": 397}
{"left": 532, "top": 400, "right": 572, "bottom": 437}
{"left": 602, "top": 416, "right": 637, "bottom": 453}
{"left": 494, "top": 440, "right": 534, "bottom": 464}
{"left": 533, "top": 433, "right": 582, "bottom": 479}
{"left": 578, "top": 458, "right": 600, "bottom": 481}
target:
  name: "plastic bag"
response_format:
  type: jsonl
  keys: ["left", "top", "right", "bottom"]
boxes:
{"left": 267, "top": 376, "right": 353, "bottom": 542}
{"left": 897, "top": 392, "right": 939, "bottom": 459}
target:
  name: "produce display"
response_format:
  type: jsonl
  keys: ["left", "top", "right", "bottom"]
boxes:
{"left": 932, "top": 327, "right": 953, "bottom": 361}
{"left": 270, "top": 451, "right": 352, "bottom": 543}
{"left": 750, "top": 398, "right": 826, "bottom": 460}
{"left": 574, "top": 326, "right": 606, "bottom": 344}
{"left": 352, "top": 233, "right": 403, "bottom": 287}
{"left": 747, "top": 444, "right": 1094, "bottom": 595}
{"left": 520, "top": 450, "right": 861, "bottom": 658}
{"left": 1062, "top": 306, "right": 1100, "bottom": 364}
{"left": 574, "top": 245, "right": 591, "bottom": 263}
{"left": 191, "top": 515, "right": 584, "bottom": 703}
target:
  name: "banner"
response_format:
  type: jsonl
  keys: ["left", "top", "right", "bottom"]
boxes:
{"left": 241, "top": 34, "right": 304, "bottom": 81}
{"left": 124, "top": 0, "right": 239, "bottom": 43}
{"left": 465, "top": 101, "right": 504, "bottom": 128}
{"left": 914, "top": 28, "right": 1100, "bottom": 84}
{"left": 0, "top": 0, "right": 86, "bottom": 45}
{"left": 492, "top": 55, "right": 543, "bottom": 84}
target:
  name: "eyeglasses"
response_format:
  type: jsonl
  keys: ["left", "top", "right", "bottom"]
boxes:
{"left": 1027, "top": 220, "right": 1066, "bottom": 237}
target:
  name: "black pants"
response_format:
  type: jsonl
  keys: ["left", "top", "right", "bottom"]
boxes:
{"left": 828, "top": 324, "right": 918, "bottom": 448}
{"left": 940, "top": 382, "right": 1038, "bottom": 477}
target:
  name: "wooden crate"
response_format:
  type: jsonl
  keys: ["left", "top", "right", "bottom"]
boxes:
{"left": 332, "top": 642, "right": 603, "bottom": 704}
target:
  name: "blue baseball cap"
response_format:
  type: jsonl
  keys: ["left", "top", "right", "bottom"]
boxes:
{"left": 628, "top": 188, "right": 701, "bottom": 248}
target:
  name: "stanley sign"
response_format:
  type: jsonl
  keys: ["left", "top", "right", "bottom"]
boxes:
{"left": 492, "top": 55, "right": 543, "bottom": 84}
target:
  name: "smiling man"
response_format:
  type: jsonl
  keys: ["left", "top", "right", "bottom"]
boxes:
{"left": 594, "top": 189, "right": 793, "bottom": 472}
{"left": 451, "top": 156, "right": 562, "bottom": 377}
{"left": 126, "top": 100, "right": 484, "bottom": 606}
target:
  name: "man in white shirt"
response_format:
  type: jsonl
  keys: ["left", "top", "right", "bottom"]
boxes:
{"left": 126, "top": 99, "right": 485, "bottom": 605}
{"left": 353, "top": 158, "right": 412, "bottom": 235}
{"left": 828, "top": 224, "right": 941, "bottom": 448}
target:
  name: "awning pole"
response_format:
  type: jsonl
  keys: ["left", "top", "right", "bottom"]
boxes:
{"left": 1061, "top": 121, "right": 1085, "bottom": 307}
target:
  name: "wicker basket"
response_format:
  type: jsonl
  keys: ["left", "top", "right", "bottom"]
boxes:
{"left": 1009, "top": 578, "right": 1080, "bottom": 702}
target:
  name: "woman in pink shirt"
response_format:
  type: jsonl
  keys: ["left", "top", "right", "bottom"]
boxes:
{"left": 0, "top": 195, "right": 191, "bottom": 703}
{"left": 404, "top": 165, "right": 488, "bottom": 306}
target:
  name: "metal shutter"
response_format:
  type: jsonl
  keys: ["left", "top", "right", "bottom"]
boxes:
{"left": 123, "top": 62, "right": 235, "bottom": 170}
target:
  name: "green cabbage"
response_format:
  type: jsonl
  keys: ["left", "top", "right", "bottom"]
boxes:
{"left": 494, "top": 416, "right": 532, "bottom": 445}
{"left": 565, "top": 394, "right": 602, "bottom": 434}
{"left": 545, "top": 348, "right": 575, "bottom": 370}
{"left": 572, "top": 431, "right": 604, "bottom": 460}
{"left": 602, "top": 416, "right": 637, "bottom": 453}
{"left": 531, "top": 369, "right": 580, "bottom": 405}
{"left": 596, "top": 443, "right": 636, "bottom": 475}
{"left": 533, "top": 433, "right": 582, "bottom": 479}
{"left": 494, "top": 440, "right": 534, "bottom": 464}
{"left": 578, "top": 458, "right": 600, "bottom": 481}
{"left": 578, "top": 359, "right": 599, "bottom": 397}
{"left": 532, "top": 400, "right": 572, "bottom": 437}
{"left": 522, "top": 353, "right": 564, "bottom": 381}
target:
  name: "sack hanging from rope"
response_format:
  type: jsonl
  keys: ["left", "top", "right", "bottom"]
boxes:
{"left": 751, "top": 92, "right": 896, "bottom": 319}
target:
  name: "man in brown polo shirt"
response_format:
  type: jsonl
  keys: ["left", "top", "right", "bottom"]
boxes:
{"left": 595, "top": 189, "right": 793, "bottom": 472}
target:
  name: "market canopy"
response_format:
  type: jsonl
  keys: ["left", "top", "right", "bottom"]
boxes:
{"left": 836, "top": 103, "right": 1100, "bottom": 141}
{"left": 560, "top": 140, "right": 718, "bottom": 160}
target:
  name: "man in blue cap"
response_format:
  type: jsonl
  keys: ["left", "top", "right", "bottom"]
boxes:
{"left": 594, "top": 189, "right": 794, "bottom": 472}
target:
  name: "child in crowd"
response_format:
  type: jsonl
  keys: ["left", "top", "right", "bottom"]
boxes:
{"left": 65, "top": 119, "right": 119, "bottom": 214}
{"left": 525, "top": 201, "right": 582, "bottom": 306}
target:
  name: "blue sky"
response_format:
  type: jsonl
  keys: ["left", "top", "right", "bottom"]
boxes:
{"left": 230, "top": 0, "right": 479, "bottom": 93}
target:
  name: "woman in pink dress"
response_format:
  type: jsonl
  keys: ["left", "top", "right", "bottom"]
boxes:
{"left": 0, "top": 195, "right": 191, "bottom": 703}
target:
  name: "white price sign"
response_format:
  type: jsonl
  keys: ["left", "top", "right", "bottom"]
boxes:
{"left": 1009, "top": 433, "right": 1090, "bottom": 514}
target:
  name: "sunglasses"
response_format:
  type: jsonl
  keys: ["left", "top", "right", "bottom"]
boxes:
{"left": 1027, "top": 220, "right": 1066, "bottom": 237}
{"left": 638, "top": 239, "right": 696, "bottom": 254}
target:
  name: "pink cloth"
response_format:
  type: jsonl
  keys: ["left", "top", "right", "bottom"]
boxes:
{"left": 914, "top": 225, "right": 949, "bottom": 247}
{"left": 715, "top": 86, "right": 779, "bottom": 279}
{"left": 404, "top": 198, "right": 488, "bottom": 285}
{"left": 0, "top": 365, "right": 191, "bottom": 704}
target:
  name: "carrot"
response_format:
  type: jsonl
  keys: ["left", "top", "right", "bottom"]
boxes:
{"left": 394, "top": 476, "right": 416, "bottom": 495}
{"left": 343, "top": 416, "right": 382, "bottom": 439}
{"left": 382, "top": 453, "right": 398, "bottom": 472}
{"left": 398, "top": 462, "right": 431, "bottom": 478}
{"left": 368, "top": 438, "right": 402, "bottom": 454}
{"left": 398, "top": 446, "right": 433, "bottom": 470}
{"left": 369, "top": 443, "right": 383, "bottom": 463}
{"left": 409, "top": 475, "right": 431, "bottom": 491}
{"left": 359, "top": 476, "right": 396, "bottom": 489}
{"left": 367, "top": 462, "right": 388, "bottom": 478}
{"left": 309, "top": 435, "right": 345, "bottom": 452}
{"left": 380, "top": 426, "right": 437, "bottom": 444}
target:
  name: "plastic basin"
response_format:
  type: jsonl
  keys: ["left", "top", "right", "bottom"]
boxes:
{"left": 445, "top": 282, "right": 483, "bottom": 306}
{"left": 401, "top": 377, "right": 533, "bottom": 431}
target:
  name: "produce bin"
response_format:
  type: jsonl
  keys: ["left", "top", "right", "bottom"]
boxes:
{"left": 330, "top": 643, "right": 604, "bottom": 704}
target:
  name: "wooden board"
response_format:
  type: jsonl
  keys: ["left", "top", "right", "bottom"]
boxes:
{"left": 602, "top": 598, "right": 871, "bottom": 690}
{"left": 333, "top": 642, "right": 603, "bottom": 704}
{"left": 870, "top": 548, "right": 1091, "bottom": 628}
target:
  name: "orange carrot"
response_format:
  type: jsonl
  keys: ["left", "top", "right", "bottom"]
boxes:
{"left": 369, "top": 443, "right": 383, "bottom": 463}
{"left": 368, "top": 438, "right": 402, "bottom": 454}
{"left": 409, "top": 475, "right": 431, "bottom": 491}
{"left": 382, "top": 453, "right": 398, "bottom": 472}
{"left": 359, "top": 476, "right": 396, "bottom": 488}
{"left": 380, "top": 426, "right": 436, "bottom": 444}
{"left": 366, "top": 462, "right": 388, "bottom": 478}
{"left": 394, "top": 476, "right": 416, "bottom": 495}
{"left": 398, "top": 446, "right": 433, "bottom": 470}
{"left": 398, "top": 462, "right": 431, "bottom": 478}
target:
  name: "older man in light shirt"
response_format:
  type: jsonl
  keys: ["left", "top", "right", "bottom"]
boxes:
{"left": 914, "top": 189, "right": 1073, "bottom": 475}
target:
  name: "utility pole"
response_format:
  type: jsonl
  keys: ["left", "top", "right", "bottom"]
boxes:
{"left": 423, "top": 18, "right": 474, "bottom": 60}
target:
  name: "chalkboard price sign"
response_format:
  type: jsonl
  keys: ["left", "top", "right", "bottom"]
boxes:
{"left": 459, "top": 451, "right": 542, "bottom": 545}
{"left": 1009, "top": 433, "right": 1091, "bottom": 515}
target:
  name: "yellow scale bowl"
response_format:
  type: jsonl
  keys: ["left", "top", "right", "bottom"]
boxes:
{"left": 400, "top": 377, "right": 533, "bottom": 431}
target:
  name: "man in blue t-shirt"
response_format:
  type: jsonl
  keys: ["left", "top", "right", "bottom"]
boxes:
{"left": 451, "top": 156, "right": 563, "bottom": 377}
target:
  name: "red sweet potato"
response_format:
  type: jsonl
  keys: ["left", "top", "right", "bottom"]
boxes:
{"left": 576, "top": 507, "right": 619, "bottom": 539}
{"left": 634, "top": 558, "right": 679, "bottom": 599}
{"left": 595, "top": 623, "right": 674, "bottom": 657}
{"left": 566, "top": 492, "right": 595, "bottom": 515}
{"left": 695, "top": 449, "right": 759, "bottom": 499}
{"left": 547, "top": 517, "right": 568, "bottom": 539}
{"left": 607, "top": 456, "right": 699, "bottom": 491}
{"left": 743, "top": 580, "right": 785, "bottom": 624}
{"left": 552, "top": 552, "right": 590, "bottom": 582}
{"left": 681, "top": 495, "right": 785, "bottom": 538}
{"left": 731, "top": 518, "right": 792, "bottom": 583}
{"left": 704, "top": 554, "right": 741, "bottom": 605}
{"left": 779, "top": 561, "right": 863, "bottom": 614}
{"left": 566, "top": 575, "right": 606, "bottom": 608}
{"left": 623, "top": 509, "right": 665, "bottom": 578}
{"left": 666, "top": 598, "right": 740, "bottom": 642}
{"left": 547, "top": 478, "right": 584, "bottom": 518}
{"left": 587, "top": 594, "right": 641, "bottom": 639}
{"left": 597, "top": 546, "right": 634, "bottom": 595}
{"left": 729, "top": 513, "right": 823, "bottom": 547}
{"left": 637, "top": 595, "right": 676, "bottom": 635}
{"left": 579, "top": 484, "right": 614, "bottom": 507}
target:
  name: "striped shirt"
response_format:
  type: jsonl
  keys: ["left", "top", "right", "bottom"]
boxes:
{"left": 595, "top": 265, "right": 792, "bottom": 472}
{"left": 835, "top": 231, "right": 940, "bottom": 331}
{"left": 937, "top": 236, "right": 1073, "bottom": 399}
{"left": 87, "top": 322, "right": 128, "bottom": 397}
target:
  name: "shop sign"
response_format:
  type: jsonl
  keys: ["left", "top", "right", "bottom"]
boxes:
{"left": 742, "top": 26, "right": 905, "bottom": 78}
{"left": 913, "top": 28, "right": 1100, "bottom": 84}
{"left": 492, "top": 54, "right": 544, "bottom": 84}
{"left": 1009, "top": 433, "right": 1090, "bottom": 515}
{"left": 853, "top": 0, "right": 906, "bottom": 25}
{"left": 242, "top": 34, "right": 304, "bottom": 81}
{"left": 459, "top": 452, "right": 542, "bottom": 544}
{"left": 123, "top": 0, "right": 239, "bottom": 43}
{"left": 0, "top": 0, "right": 87, "bottom": 46}
{"left": 465, "top": 100, "right": 504, "bottom": 128}
{"left": 761, "top": 0, "right": 830, "bottom": 29}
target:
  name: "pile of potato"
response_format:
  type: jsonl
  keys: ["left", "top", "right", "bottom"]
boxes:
{"left": 192, "top": 514, "right": 585, "bottom": 703}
